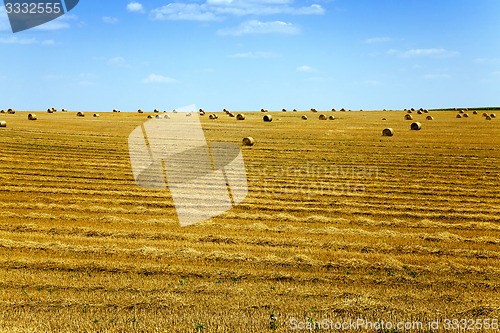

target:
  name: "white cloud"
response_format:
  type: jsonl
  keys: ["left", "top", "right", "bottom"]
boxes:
{"left": 364, "top": 37, "right": 392, "bottom": 44}
{"left": 151, "top": 3, "right": 218, "bottom": 21}
{"left": 296, "top": 65, "right": 315, "bottom": 73}
{"left": 388, "top": 48, "right": 460, "bottom": 58}
{"left": 102, "top": 16, "right": 119, "bottom": 24}
{"left": 228, "top": 51, "right": 278, "bottom": 58}
{"left": 150, "top": 1, "right": 324, "bottom": 21}
{"left": 423, "top": 73, "right": 451, "bottom": 80}
{"left": 127, "top": 2, "right": 145, "bottom": 13}
{"left": 218, "top": 20, "right": 299, "bottom": 36}
{"left": 107, "top": 56, "right": 130, "bottom": 68}
{"left": 142, "top": 74, "right": 178, "bottom": 84}
{"left": 0, "top": 37, "right": 55, "bottom": 45}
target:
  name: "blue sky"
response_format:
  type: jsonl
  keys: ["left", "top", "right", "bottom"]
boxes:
{"left": 1, "top": 0, "right": 499, "bottom": 112}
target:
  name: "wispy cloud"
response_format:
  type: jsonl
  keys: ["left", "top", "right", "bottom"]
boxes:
{"left": 127, "top": 2, "right": 145, "bottom": 13}
{"left": 107, "top": 56, "right": 131, "bottom": 68}
{"left": 102, "top": 16, "right": 119, "bottom": 24}
{"left": 142, "top": 74, "right": 178, "bottom": 84}
{"left": 422, "top": 73, "right": 451, "bottom": 80}
{"left": 296, "top": 65, "right": 316, "bottom": 73}
{"left": 0, "top": 37, "right": 55, "bottom": 45}
{"left": 387, "top": 48, "right": 460, "bottom": 58}
{"left": 150, "top": 0, "right": 324, "bottom": 21}
{"left": 32, "top": 14, "right": 77, "bottom": 30}
{"left": 364, "top": 36, "right": 392, "bottom": 44}
{"left": 228, "top": 51, "right": 279, "bottom": 59}
{"left": 218, "top": 20, "right": 299, "bottom": 36}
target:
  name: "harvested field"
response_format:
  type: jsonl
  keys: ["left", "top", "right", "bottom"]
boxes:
{"left": 0, "top": 110, "right": 499, "bottom": 332}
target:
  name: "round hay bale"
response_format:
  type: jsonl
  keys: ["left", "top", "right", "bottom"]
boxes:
{"left": 154, "top": 109, "right": 160, "bottom": 113}
{"left": 411, "top": 108, "right": 415, "bottom": 112}
{"left": 199, "top": 109, "right": 205, "bottom": 115}
{"left": 61, "top": 108, "right": 67, "bottom": 112}
{"left": 282, "top": 108, "right": 287, "bottom": 112}
{"left": 463, "top": 113, "right": 469, "bottom": 118}
{"left": 209, "top": 114, "right": 217, "bottom": 120}
{"left": 382, "top": 128, "right": 394, "bottom": 136}
{"left": 138, "top": 109, "right": 143, "bottom": 114}
{"left": 310, "top": 108, "right": 317, "bottom": 113}
{"left": 485, "top": 115, "right": 492, "bottom": 120}
{"left": 482, "top": 112, "right": 488, "bottom": 117}
{"left": 228, "top": 112, "right": 235, "bottom": 117}
{"left": 0, "top": 110, "right": 5, "bottom": 113}
{"left": 0, "top": 121, "right": 6, "bottom": 128}
{"left": 7, "top": 109, "right": 15, "bottom": 114}
{"left": 173, "top": 109, "right": 178, "bottom": 113}
{"left": 292, "top": 109, "right": 298, "bottom": 112}
{"left": 47, "top": 108, "right": 54, "bottom": 113}
{"left": 407, "top": 110, "right": 413, "bottom": 114}
{"left": 456, "top": 114, "right": 462, "bottom": 118}
{"left": 301, "top": 115, "right": 308, "bottom": 120}
{"left": 319, "top": 114, "right": 327, "bottom": 120}
{"left": 473, "top": 110, "right": 478, "bottom": 115}
{"left": 490, "top": 113, "right": 496, "bottom": 118}
{"left": 76, "top": 112, "right": 84, "bottom": 117}
{"left": 459, "top": 109, "right": 465, "bottom": 114}
{"left": 331, "top": 108, "right": 336, "bottom": 112}
{"left": 328, "top": 115, "right": 335, "bottom": 120}
{"left": 147, "top": 115, "right": 153, "bottom": 119}
{"left": 93, "top": 113, "right": 100, "bottom": 117}
{"left": 28, "top": 114, "right": 37, "bottom": 120}
{"left": 410, "top": 122, "right": 422, "bottom": 130}
{"left": 164, "top": 114, "right": 171, "bottom": 119}
{"left": 426, "top": 115, "right": 434, "bottom": 120}
{"left": 423, "top": 109, "right": 429, "bottom": 113}
{"left": 260, "top": 108, "right": 268, "bottom": 113}
{"left": 340, "top": 108, "right": 346, "bottom": 112}
{"left": 405, "top": 114, "right": 413, "bottom": 120}
{"left": 113, "top": 109, "right": 119, "bottom": 113}
{"left": 223, "top": 108, "right": 229, "bottom": 114}
{"left": 242, "top": 137, "right": 255, "bottom": 146}
{"left": 155, "top": 115, "right": 162, "bottom": 119}
{"left": 237, "top": 113, "right": 245, "bottom": 120}
{"left": 417, "top": 110, "right": 423, "bottom": 114}
{"left": 263, "top": 114, "right": 272, "bottom": 122}
{"left": 186, "top": 113, "right": 192, "bottom": 117}
{"left": 382, "top": 118, "right": 386, "bottom": 120}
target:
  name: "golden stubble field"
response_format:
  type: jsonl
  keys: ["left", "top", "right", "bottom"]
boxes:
{"left": 0, "top": 109, "right": 499, "bottom": 332}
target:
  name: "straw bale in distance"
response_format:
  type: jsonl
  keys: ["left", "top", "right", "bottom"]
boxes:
{"left": 28, "top": 114, "right": 37, "bottom": 120}
{"left": 405, "top": 114, "right": 413, "bottom": 120}
{"left": 236, "top": 114, "right": 245, "bottom": 120}
{"left": 301, "top": 115, "right": 308, "bottom": 120}
{"left": 329, "top": 116, "right": 335, "bottom": 120}
{"left": 382, "top": 128, "right": 394, "bottom": 136}
{"left": 411, "top": 122, "right": 422, "bottom": 130}
{"left": 263, "top": 114, "right": 272, "bottom": 122}
{"left": 0, "top": 121, "right": 6, "bottom": 128}
{"left": 242, "top": 137, "right": 255, "bottom": 146}
{"left": 319, "top": 114, "right": 327, "bottom": 120}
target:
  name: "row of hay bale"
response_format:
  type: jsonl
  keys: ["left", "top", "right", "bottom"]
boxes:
{"left": 382, "top": 122, "right": 422, "bottom": 136}
{"left": 404, "top": 114, "right": 434, "bottom": 120}
{"left": 0, "top": 109, "right": 16, "bottom": 114}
